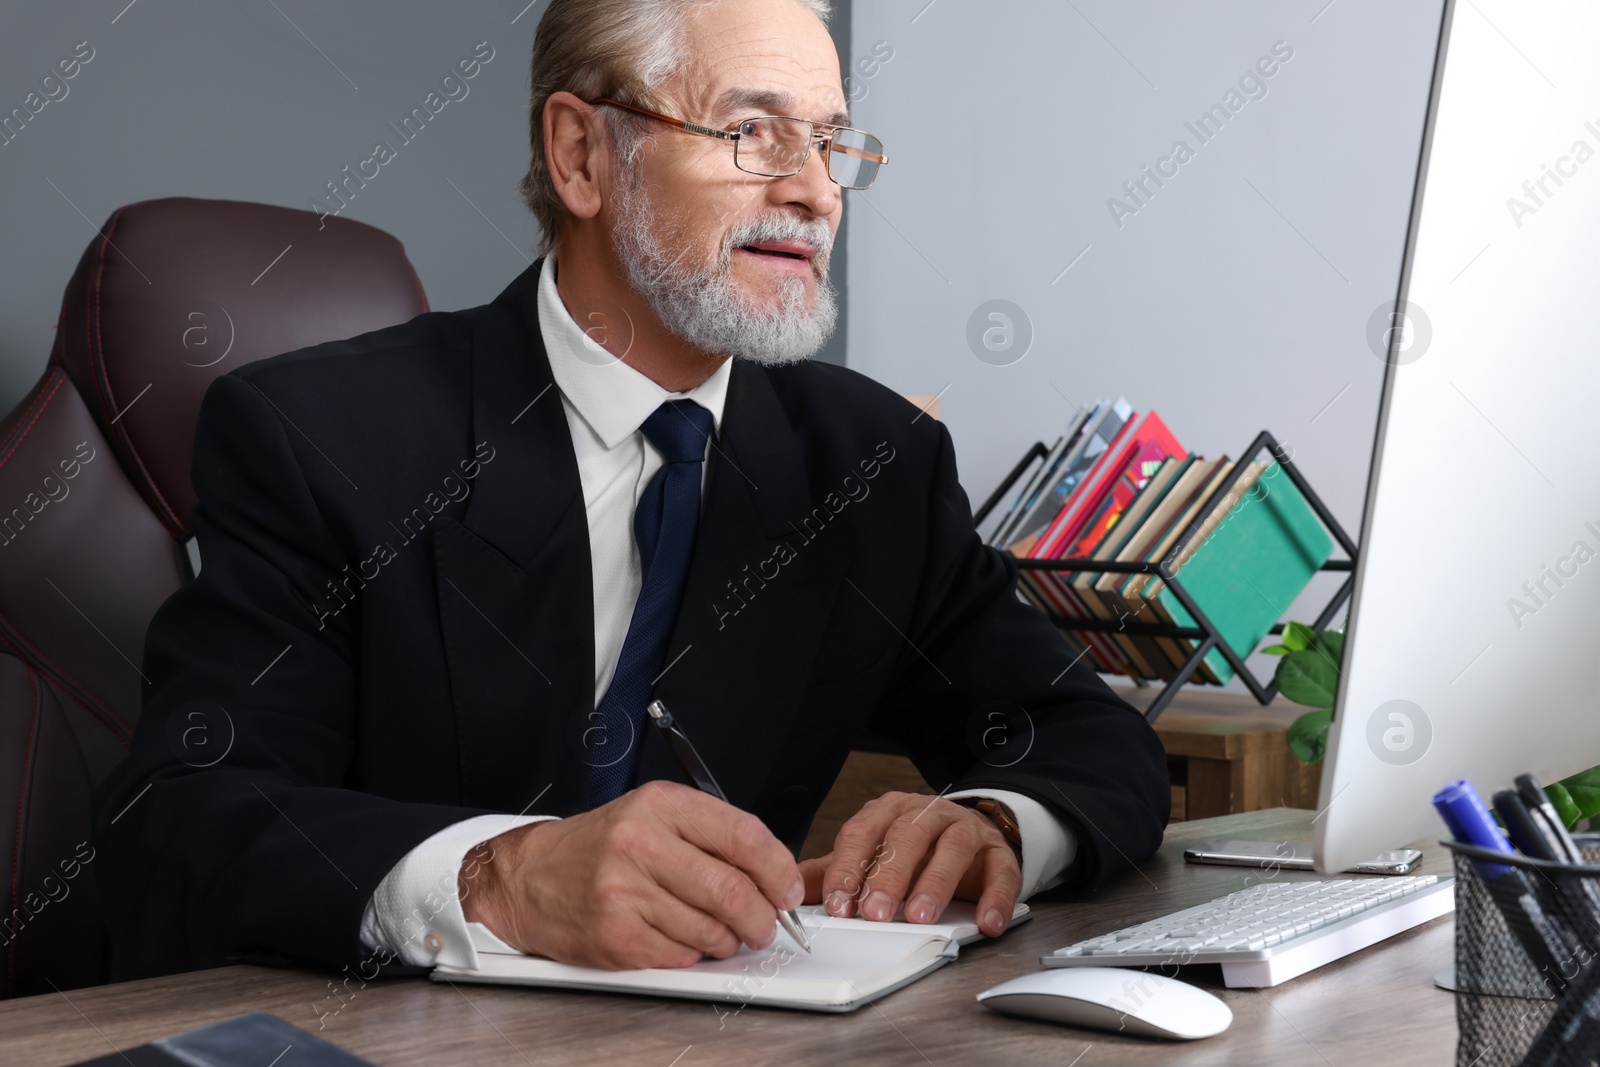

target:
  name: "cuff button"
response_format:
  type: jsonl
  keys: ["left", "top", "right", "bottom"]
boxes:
{"left": 424, "top": 930, "right": 444, "bottom": 954}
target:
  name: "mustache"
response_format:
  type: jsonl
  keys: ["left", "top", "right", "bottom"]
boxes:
{"left": 722, "top": 213, "right": 834, "bottom": 264}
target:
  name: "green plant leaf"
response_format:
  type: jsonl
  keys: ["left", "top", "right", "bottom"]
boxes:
{"left": 1546, "top": 782, "right": 1583, "bottom": 831}
{"left": 1310, "top": 630, "right": 1345, "bottom": 665}
{"left": 1556, "top": 766, "right": 1600, "bottom": 827}
{"left": 1260, "top": 644, "right": 1292, "bottom": 656}
{"left": 1288, "top": 710, "right": 1333, "bottom": 765}
{"left": 1281, "top": 621, "right": 1315, "bottom": 652}
{"left": 1275, "top": 648, "right": 1339, "bottom": 709}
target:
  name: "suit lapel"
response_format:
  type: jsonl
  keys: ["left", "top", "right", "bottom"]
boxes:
{"left": 435, "top": 260, "right": 596, "bottom": 816}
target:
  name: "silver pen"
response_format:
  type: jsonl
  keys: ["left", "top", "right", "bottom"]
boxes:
{"left": 645, "top": 700, "right": 812, "bottom": 954}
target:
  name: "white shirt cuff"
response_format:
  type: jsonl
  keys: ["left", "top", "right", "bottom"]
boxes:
{"left": 946, "top": 788, "right": 1077, "bottom": 899}
{"left": 358, "top": 813, "right": 556, "bottom": 970}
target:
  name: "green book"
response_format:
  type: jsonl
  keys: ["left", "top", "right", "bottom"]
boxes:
{"left": 1153, "top": 463, "right": 1333, "bottom": 686}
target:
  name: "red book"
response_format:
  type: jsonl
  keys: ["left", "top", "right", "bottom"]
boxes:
{"left": 1030, "top": 412, "right": 1181, "bottom": 562}
{"left": 1028, "top": 417, "right": 1139, "bottom": 562}
{"left": 1018, "top": 414, "right": 1145, "bottom": 675}
{"left": 1055, "top": 412, "right": 1185, "bottom": 560}
{"left": 1025, "top": 412, "right": 1185, "bottom": 676}
{"left": 1018, "top": 565, "right": 1128, "bottom": 674}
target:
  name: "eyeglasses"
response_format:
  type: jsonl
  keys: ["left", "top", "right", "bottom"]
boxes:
{"left": 589, "top": 97, "right": 888, "bottom": 191}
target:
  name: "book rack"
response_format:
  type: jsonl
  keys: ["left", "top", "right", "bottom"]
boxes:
{"left": 975, "top": 430, "right": 1359, "bottom": 724}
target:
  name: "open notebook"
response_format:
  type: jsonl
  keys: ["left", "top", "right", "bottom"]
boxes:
{"left": 430, "top": 901, "right": 1031, "bottom": 1013}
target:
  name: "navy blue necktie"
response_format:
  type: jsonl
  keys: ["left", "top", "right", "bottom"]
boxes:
{"left": 587, "top": 399, "right": 715, "bottom": 806}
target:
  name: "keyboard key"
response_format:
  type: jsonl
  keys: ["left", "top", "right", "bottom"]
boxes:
{"left": 1113, "top": 940, "right": 1158, "bottom": 953}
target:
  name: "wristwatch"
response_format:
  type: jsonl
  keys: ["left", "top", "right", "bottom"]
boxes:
{"left": 954, "top": 797, "right": 1023, "bottom": 858}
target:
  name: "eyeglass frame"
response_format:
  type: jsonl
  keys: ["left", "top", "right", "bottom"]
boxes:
{"left": 586, "top": 96, "right": 889, "bottom": 189}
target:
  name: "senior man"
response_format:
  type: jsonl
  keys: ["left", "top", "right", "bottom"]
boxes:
{"left": 94, "top": 0, "right": 1167, "bottom": 980}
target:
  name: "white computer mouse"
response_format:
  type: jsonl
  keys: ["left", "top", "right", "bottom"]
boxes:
{"left": 977, "top": 967, "right": 1233, "bottom": 1040}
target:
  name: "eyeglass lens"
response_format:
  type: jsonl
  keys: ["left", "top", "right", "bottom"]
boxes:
{"left": 734, "top": 117, "right": 883, "bottom": 189}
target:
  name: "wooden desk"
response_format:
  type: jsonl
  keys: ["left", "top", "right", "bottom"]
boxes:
{"left": 0, "top": 809, "right": 1457, "bottom": 1066}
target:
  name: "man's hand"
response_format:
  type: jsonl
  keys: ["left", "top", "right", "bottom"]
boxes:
{"left": 459, "top": 780, "right": 804, "bottom": 970}
{"left": 798, "top": 792, "right": 1022, "bottom": 938}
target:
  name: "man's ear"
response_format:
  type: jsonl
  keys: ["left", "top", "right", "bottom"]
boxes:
{"left": 544, "top": 91, "right": 608, "bottom": 223}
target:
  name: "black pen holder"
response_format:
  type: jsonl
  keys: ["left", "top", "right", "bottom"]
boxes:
{"left": 1447, "top": 835, "right": 1600, "bottom": 1067}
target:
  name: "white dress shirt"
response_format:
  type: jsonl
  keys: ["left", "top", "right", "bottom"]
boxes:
{"left": 359, "top": 257, "right": 1075, "bottom": 969}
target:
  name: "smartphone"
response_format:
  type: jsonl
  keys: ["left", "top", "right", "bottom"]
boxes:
{"left": 1183, "top": 839, "right": 1424, "bottom": 875}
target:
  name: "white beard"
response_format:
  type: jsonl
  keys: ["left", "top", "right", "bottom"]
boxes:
{"left": 611, "top": 168, "right": 838, "bottom": 366}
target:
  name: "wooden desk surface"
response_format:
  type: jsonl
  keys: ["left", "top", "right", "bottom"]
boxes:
{"left": 0, "top": 809, "right": 1457, "bottom": 1066}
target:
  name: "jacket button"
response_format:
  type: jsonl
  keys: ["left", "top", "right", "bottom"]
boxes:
{"left": 777, "top": 786, "right": 810, "bottom": 811}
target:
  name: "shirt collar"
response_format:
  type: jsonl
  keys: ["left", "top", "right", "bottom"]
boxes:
{"left": 537, "top": 254, "right": 731, "bottom": 451}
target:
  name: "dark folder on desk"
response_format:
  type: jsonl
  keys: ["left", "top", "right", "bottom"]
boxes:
{"left": 69, "top": 1011, "right": 376, "bottom": 1067}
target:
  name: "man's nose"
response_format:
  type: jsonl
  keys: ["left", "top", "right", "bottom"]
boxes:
{"left": 773, "top": 140, "right": 842, "bottom": 220}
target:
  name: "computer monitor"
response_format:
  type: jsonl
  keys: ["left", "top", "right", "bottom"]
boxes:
{"left": 1315, "top": 0, "right": 1600, "bottom": 873}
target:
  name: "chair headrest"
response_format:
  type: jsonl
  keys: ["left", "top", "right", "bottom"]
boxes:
{"left": 49, "top": 197, "right": 429, "bottom": 535}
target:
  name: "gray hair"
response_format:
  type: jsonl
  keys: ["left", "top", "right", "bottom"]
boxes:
{"left": 519, "top": 0, "right": 834, "bottom": 253}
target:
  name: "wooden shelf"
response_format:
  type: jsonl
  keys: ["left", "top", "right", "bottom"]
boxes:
{"left": 1118, "top": 684, "right": 1322, "bottom": 821}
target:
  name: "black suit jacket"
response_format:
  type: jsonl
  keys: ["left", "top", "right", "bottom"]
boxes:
{"left": 92, "top": 259, "right": 1168, "bottom": 981}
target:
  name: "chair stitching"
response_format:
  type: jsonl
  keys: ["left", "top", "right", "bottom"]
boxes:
{"left": 0, "top": 370, "right": 63, "bottom": 463}
{"left": 0, "top": 623, "right": 131, "bottom": 738}
{"left": 0, "top": 372, "right": 67, "bottom": 471}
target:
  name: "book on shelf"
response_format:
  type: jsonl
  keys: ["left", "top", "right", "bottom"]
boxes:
{"left": 986, "top": 406, "right": 1092, "bottom": 548}
{"left": 1016, "top": 565, "right": 1127, "bottom": 675}
{"left": 994, "top": 399, "right": 1132, "bottom": 553}
{"left": 1022, "top": 410, "right": 1186, "bottom": 677}
{"left": 1025, "top": 414, "right": 1141, "bottom": 564}
{"left": 1043, "top": 411, "right": 1186, "bottom": 562}
{"left": 994, "top": 402, "right": 1339, "bottom": 688}
{"left": 1149, "top": 461, "right": 1335, "bottom": 685}
{"left": 1115, "top": 459, "right": 1254, "bottom": 682}
{"left": 1065, "top": 455, "right": 1192, "bottom": 679}
{"left": 1004, "top": 406, "right": 1132, "bottom": 668}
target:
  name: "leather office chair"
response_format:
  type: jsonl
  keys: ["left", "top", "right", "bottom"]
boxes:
{"left": 0, "top": 197, "right": 429, "bottom": 997}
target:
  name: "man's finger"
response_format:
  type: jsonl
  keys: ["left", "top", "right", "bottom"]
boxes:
{"left": 857, "top": 807, "right": 964, "bottom": 921}
{"left": 591, "top": 912, "right": 704, "bottom": 971}
{"left": 640, "top": 780, "right": 803, "bottom": 911}
{"left": 798, "top": 854, "right": 831, "bottom": 903}
{"left": 648, "top": 837, "right": 779, "bottom": 952}
{"left": 818, "top": 795, "right": 907, "bottom": 916}
{"left": 973, "top": 845, "right": 1025, "bottom": 937}
{"left": 902, "top": 826, "right": 985, "bottom": 924}
{"left": 638, "top": 890, "right": 745, "bottom": 961}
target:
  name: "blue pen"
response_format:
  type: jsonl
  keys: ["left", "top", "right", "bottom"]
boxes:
{"left": 1433, "top": 779, "right": 1514, "bottom": 878}
{"left": 1437, "top": 777, "right": 1578, "bottom": 994}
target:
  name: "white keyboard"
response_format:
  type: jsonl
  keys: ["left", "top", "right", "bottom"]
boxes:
{"left": 1042, "top": 875, "right": 1455, "bottom": 988}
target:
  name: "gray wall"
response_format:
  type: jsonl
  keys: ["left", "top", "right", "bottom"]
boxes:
{"left": 846, "top": 0, "right": 1445, "bottom": 682}
{"left": 0, "top": 0, "right": 855, "bottom": 415}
